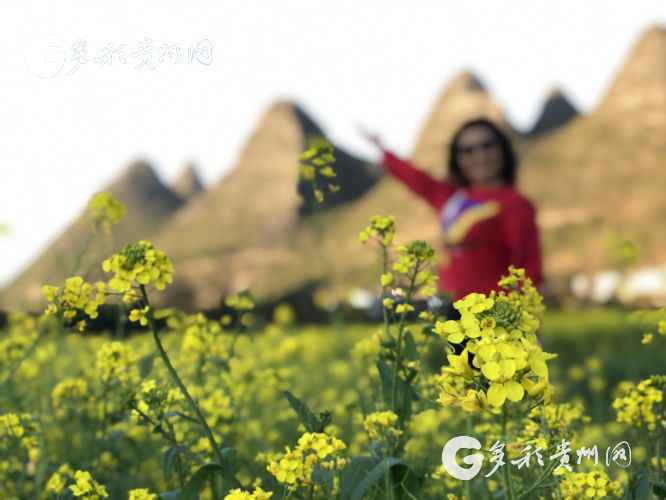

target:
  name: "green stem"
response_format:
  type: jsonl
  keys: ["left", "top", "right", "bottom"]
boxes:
{"left": 140, "top": 286, "right": 226, "bottom": 467}
{"left": 466, "top": 416, "right": 474, "bottom": 500}
{"left": 129, "top": 401, "right": 203, "bottom": 465}
{"left": 385, "top": 457, "right": 393, "bottom": 500}
{"left": 502, "top": 408, "right": 516, "bottom": 500}
{"left": 517, "top": 460, "right": 558, "bottom": 500}
{"left": 657, "top": 432, "right": 662, "bottom": 484}
{"left": 0, "top": 331, "right": 43, "bottom": 389}
{"left": 381, "top": 244, "right": 391, "bottom": 339}
{"left": 390, "top": 263, "right": 420, "bottom": 415}
{"left": 0, "top": 316, "right": 55, "bottom": 399}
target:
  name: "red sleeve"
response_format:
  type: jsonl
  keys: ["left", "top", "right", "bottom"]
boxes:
{"left": 381, "top": 149, "right": 456, "bottom": 209}
{"left": 502, "top": 197, "right": 543, "bottom": 287}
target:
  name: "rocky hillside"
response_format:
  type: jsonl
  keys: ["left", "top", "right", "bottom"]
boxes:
{"left": 520, "top": 25, "right": 666, "bottom": 280}
{"left": 527, "top": 88, "right": 579, "bottom": 137}
{"left": 153, "top": 101, "right": 380, "bottom": 309}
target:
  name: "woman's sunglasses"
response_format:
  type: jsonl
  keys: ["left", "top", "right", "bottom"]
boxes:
{"left": 457, "top": 139, "right": 499, "bottom": 156}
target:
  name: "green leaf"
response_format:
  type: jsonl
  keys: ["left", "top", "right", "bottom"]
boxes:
{"left": 376, "top": 359, "right": 394, "bottom": 408}
{"left": 635, "top": 474, "right": 651, "bottom": 500}
{"left": 349, "top": 457, "right": 406, "bottom": 500}
{"left": 340, "top": 456, "right": 376, "bottom": 499}
{"left": 404, "top": 331, "right": 418, "bottom": 361}
{"left": 181, "top": 463, "right": 224, "bottom": 500}
{"left": 283, "top": 390, "right": 330, "bottom": 432}
{"left": 312, "top": 466, "right": 335, "bottom": 497}
{"left": 623, "top": 469, "right": 651, "bottom": 500}
{"left": 139, "top": 352, "right": 157, "bottom": 377}
{"left": 218, "top": 447, "right": 237, "bottom": 469}
{"left": 653, "top": 482, "right": 666, "bottom": 497}
{"left": 159, "top": 491, "right": 181, "bottom": 500}
{"left": 161, "top": 446, "right": 181, "bottom": 481}
{"left": 376, "top": 360, "right": 416, "bottom": 422}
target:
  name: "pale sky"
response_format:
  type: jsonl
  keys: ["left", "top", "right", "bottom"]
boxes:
{"left": 1, "top": 1, "right": 665, "bottom": 286}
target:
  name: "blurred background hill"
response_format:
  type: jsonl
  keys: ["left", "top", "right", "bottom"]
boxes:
{"left": 2, "top": 24, "right": 665, "bottom": 313}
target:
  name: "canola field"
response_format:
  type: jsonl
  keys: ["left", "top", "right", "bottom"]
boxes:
{"left": 1, "top": 167, "right": 665, "bottom": 499}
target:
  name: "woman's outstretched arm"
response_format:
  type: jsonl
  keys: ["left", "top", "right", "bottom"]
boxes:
{"left": 380, "top": 149, "right": 456, "bottom": 209}
{"left": 359, "top": 126, "right": 456, "bottom": 209}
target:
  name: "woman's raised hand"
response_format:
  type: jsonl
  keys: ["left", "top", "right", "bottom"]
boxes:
{"left": 357, "top": 125, "right": 385, "bottom": 151}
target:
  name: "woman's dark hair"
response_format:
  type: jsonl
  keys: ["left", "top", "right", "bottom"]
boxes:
{"left": 447, "top": 117, "right": 518, "bottom": 186}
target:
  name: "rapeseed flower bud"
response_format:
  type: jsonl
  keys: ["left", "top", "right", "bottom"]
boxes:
{"left": 102, "top": 240, "right": 173, "bottom": 295}
{"left": 359, "top": 215, "right": 395, "bottom": 246}
{"left": 87, "top": 192, "right": 125, "bottom": 233}
{"left": 364, "top": 411, "right": 403, "bottom": 441}
{"left": 299, "top": 135, "right": 337, "bottom": 205}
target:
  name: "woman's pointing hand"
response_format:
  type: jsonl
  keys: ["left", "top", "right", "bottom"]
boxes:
{"left": 358, "top": 124, "right": 385, "bottom": 151}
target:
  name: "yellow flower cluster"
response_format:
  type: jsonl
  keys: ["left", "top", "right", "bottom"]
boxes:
{"left": 95, "top": 341, "right": 138, "bottom": 385}
{"left": 69, "top": 469, "right": 109, "bottom": 499}
{"left": 435, "top": 269, "right": 555, "bottom": 410}
{"left": 102, "top": 240, "right": 173, "bottom": 299}
{"left": 199, "top": 388, "right": 234, "bottom": 430}
{"left": 516, "top": 401, "right": 590, "bottom": 453}
{"left": 364, "top": 410, "right": 403, "bottom": 441}
{"left": 298, "top": 135, "right": 338, "bottom": 204}
{"left": 225, "top": 291, "right": 256, "bottom": 311}
{"left": 497, "top": 265, "right": 545, "bottom": 319}
{"left": 267, "top": 432, "right": 347, "bottom": 489}
{"left": 130, "top": 378, "right": 184, "bottom": 427}
{"left": 0, "top": 313, "right": 39, "bottom": 368}
{"left": 273, "top": 302, "right": 296, "bottom": 325}
{"left": 393, "top": 240, "right": 438, "bottom": 297}
{"left": 42, "top": 276, "right": 106, "bottom": 321}
{"left": 224, "top": 486, "right": 273, "bottom": 499}
{"left": 0, "top": 412, "right": 25, "bottom": 439}
{"left": 358, "top": 215, "right": 395, "bottom": 246}
{"left": 0, "top": 412, "right": 40, "bottom": 497}
{"left": 52, "top": 378, "right": 89, "bottom": 417}
{"left": 87, "top": 192, "right": 126, "bottom": 233}
{"left": 129, "top": 305, "right": 150, "bottom": 326}
{"left": 612, "top": 376, "right": 665, "bottom": 431}
{"left": 128, "top": 488, "right": 158, "bottom": 500}
{"left": 45, "top": 463, "right": 74, "bottom": 494}
{"left": 635, "top": 309, "right": 666, "bottom": 346}
{"left": 179, "top": 312, "right": 233, "bottom": 361}
{"left": 558, "top": 469, "right": 622, "bottom": 499}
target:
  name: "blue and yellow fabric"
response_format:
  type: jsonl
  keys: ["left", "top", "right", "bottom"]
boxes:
{"left": 440, "top": 191, "right": 500, "bottom": 245}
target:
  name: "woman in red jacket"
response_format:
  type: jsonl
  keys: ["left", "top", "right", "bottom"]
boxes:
{"left": 362, "top": 118, "right": 543, "bottom": 303}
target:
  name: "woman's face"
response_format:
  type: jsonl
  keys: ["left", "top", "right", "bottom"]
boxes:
{"left": 455, "top": 125, "right": 505, "bottom": 187}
